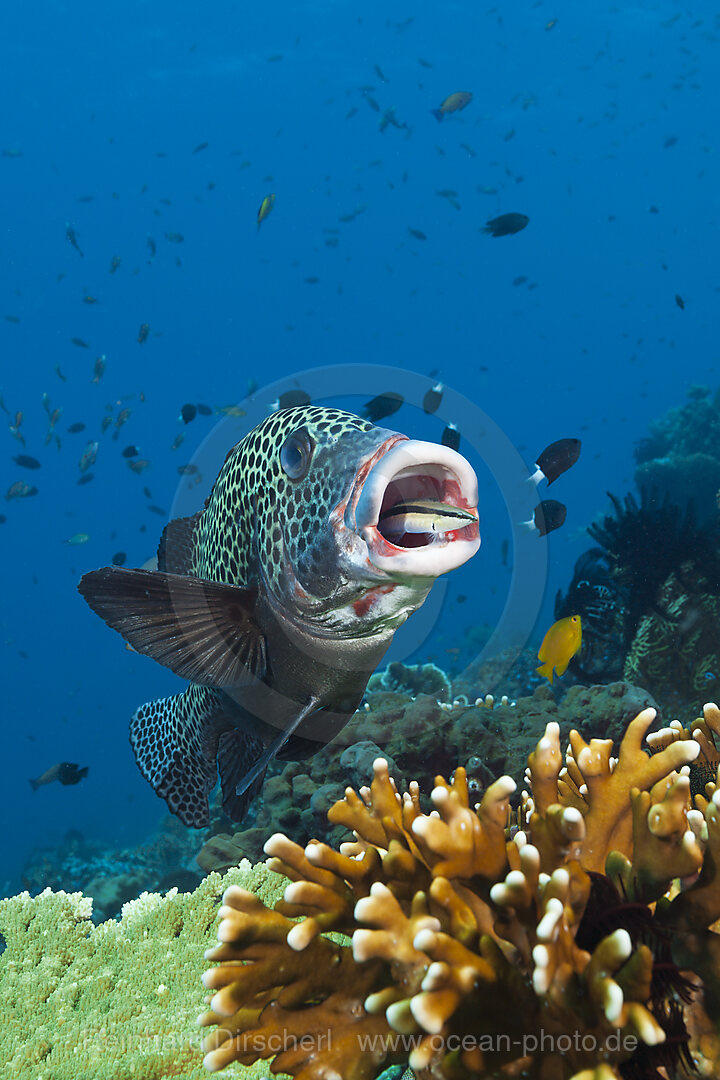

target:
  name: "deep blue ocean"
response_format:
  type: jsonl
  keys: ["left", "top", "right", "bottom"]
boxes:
{"left": 1, "top": 0, "right": 717, "bottom": 894}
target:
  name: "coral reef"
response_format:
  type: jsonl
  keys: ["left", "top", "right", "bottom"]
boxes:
{"left": 367, "top": 661, "right": 452, "bottom": 702}
{"left": 451, "top": 644, "right": 550, "bottom": 704}
{"left": 197, "top": 681, "right": 658, "bottom": 875}
{"left": 554, "top": 549, "right": 628, "bottom": 683}
{"left": 200, "top": 705, "right": 720, "bottom": 1079}
{"left": 20, "top": 815, "right": 205, "bottom": 921}
{"left": 0, "top": 862, "right": 285, "bottom": 1080}
{"left": 557, "top": 485, "right": 720, "bottom": 706}
{"left": 634, "top": 385, "right": 720, "bottom": 523}
{"left": 624, "top": 571, "right": 720, "bottom": 710}
{"left": 586, "top": 490, "right": 720, "bottom": 641}
{"left": 553, "top": 386, "right": 720, "bottom": 704}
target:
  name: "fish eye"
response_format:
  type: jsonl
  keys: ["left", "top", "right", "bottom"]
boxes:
{"left": 280, "top": 429, "right": 313, "bottom": 480}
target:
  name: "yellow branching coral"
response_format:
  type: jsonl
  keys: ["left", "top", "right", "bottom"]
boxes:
{"left": 200, "top": 707, "right": 720, "bottom": 1079}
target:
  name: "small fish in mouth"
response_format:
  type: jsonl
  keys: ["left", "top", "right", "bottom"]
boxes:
{"left": 378, "top": 498, "right": 477, "bottom": 543}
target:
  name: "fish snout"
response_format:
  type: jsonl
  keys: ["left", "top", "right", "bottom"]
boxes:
{"left": 353, "top": 439, "right": 480, "bottom": 576}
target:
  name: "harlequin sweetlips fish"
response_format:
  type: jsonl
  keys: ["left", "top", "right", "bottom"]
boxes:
{"left": 79, "top": 406, "right": 480, "bottom": 828}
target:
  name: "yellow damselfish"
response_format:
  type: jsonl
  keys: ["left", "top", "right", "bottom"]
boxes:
{"left": 536, "top": 614, "right": 582, "bottom": 684}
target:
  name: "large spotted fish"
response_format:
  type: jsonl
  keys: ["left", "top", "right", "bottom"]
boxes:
{"left": 79, "top": 406, "right": 479, "bottom": 827}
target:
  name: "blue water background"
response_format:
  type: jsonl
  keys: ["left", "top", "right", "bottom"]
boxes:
{"left": 1, "top": 0, "right": 717, "bottom": 892}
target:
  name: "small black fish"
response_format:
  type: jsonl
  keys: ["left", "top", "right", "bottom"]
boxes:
{"left": 77, "top": 473, "right": 94, "bottom": 485}
{"left": 137, "top": 323, "right": 150, "bottom": 344}
{"left": 408, "top": 227, "right": 427, "bottom": 241}
{"left": 441, "top": 423, "right": 460, "bottom": 451}
{"left": 71, "top": 337, "right": 90, "bottom": 348}
{"left": 178, "top": 464, "right": 199, "bottom": 476}
{"left": 197, "top": 403, "right": 213, "bottom": 416}
{"left": 675, "top": 294, "right": 685, "bottom": 310}
{"left": 30, "top": 762, "right": 89, "bottom": 791}
{"left": 67, "top": 422, "right": 86, "bottom": 434}
{"left": 147, "top": 504, "right": 166, "bottom": 515}
{"left": 482, "top": 213, "right": 529, "bottom": 237}
{"left": 530, "top": 438, "right": 581, "bottom": 485}
{"left": 13, "top": 454, "right": 41, "bottom": 470}
{"left": 423, "top": 382, "right": 444, "bottom": 415}
{"left": 362, "top": 392, "right": 404, "bottom": 422}
{"left": 272, "top": 390, "right": 311, "bottom": 411}
{"left": 65, "top": 223, "right": 84, "bottom": 257}
{"left": 525, "top": 499, "right": 567, "bottom": 537}
{"left": 192, "top": 141, "right": 209, "bottom": 153}
{"left": 122, "top": 445, "right": 140, "bottom": 458}
{"left": 180, "top": 403, "right": 197, "bottom": 424}
{"left": 112, "top": 551, "right": 127, "bottom": 566}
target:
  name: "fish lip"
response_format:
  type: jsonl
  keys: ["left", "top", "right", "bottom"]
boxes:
{"left": 353, "top": 439, "right": 480, "bottom": 576}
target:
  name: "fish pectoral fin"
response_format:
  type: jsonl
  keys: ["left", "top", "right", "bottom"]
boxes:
{"left": 78, "top": 566, "right": 267, "bottom": 687}
{"left": 234, "top": 696, "right": 320, "bottom": 800}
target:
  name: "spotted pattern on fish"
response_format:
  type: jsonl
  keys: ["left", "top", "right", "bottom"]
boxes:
{"left": 192, "top": 407, "right": 376, "bottom": 593}
{"left": 130, "top": 684, "right": 265, "bottom": 826}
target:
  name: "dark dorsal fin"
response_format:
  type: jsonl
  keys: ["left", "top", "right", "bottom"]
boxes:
{"left": 78, "top": 567, "right": 266, "bottom": 687}
{"left": 157, "top": 513, "right": 202, "bottom": 574}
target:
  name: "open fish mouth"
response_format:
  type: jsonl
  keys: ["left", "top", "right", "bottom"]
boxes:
{"left": 353, "top": 439, "right": 480, "bottom": 576}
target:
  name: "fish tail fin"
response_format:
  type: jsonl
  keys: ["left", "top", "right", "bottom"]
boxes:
{"left": 130, "top": 685, "right": 248, "bottom": 828}
{"left": 29, "top": 778, "right": 39, "bottom": 792}
{"left": 430, "top": 109, "right": 444, "bottom": 122}
{"left": 536, "top": 662, "right": 554, "bottom": 684}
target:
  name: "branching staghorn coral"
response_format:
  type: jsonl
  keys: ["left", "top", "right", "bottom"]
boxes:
{"left": 200, "top": 706, "right": 720, "bottom": 1079}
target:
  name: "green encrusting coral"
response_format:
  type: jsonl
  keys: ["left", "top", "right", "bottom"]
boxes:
{"left": 0, "top": 863, "right": 287, "bottom": 1080}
